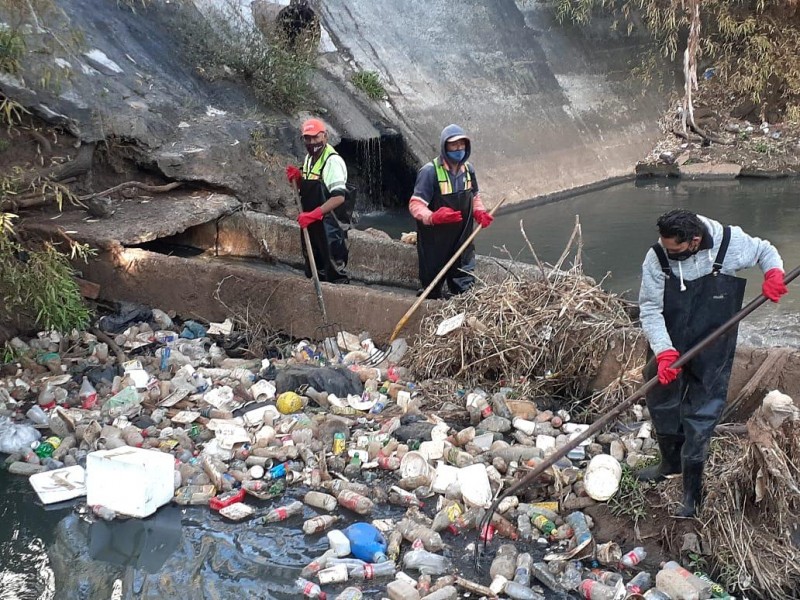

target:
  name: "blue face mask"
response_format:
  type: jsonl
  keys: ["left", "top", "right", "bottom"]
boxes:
{"left": 446, "top": 149, "right": 466, "bottom": 163}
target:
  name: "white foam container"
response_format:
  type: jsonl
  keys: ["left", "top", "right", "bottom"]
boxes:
{"left": 86, "top": 447, "right": 175, "bottom": 517}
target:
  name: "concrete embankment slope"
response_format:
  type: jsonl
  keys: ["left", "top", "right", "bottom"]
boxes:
{"left": 319, "top": 0, "right": 666, "bottom": 203}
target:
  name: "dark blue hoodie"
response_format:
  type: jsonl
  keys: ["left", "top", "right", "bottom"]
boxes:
{"left": 411, "top": 124, "right": 479, "bottom": 206}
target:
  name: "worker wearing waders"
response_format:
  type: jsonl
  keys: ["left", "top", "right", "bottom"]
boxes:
{"left": 286, "top": 118, "right": 350, "bottom": 284}
{"left": 408, "top": 124, "right": 493, "bottom": 299}
{"left": 636, "top": 209, "right": 787, "bottom": 517}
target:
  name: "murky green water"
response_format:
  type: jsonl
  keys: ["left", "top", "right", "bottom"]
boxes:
{"left": 358, "top": 177, "right": 800, "bottom": 346}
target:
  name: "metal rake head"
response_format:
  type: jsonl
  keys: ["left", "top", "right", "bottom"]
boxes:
{"left": 315, "top": 322, "right": 346, "bottom": 362}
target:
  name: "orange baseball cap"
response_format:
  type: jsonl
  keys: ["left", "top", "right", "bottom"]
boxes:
{"left": 302, "top": 118, "right": 327, "bottom": 136}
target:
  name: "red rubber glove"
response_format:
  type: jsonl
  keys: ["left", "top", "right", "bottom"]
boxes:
{"left": 286, "top": 165, "right": 302, "bottom": 187}
{"left": 474, "top": 210, "right": 493, "bottom": 228}
{"left": 762, "top": 268, "right": 788, "bottom": 303}
{"left": 656, "top": 349, "right": 682, "bottom": 386}
{"left": 297, "top": 207, "right": 324, "bottom": 229}
{"left": 430, "top": 207, "right": 463, "bottom": 226}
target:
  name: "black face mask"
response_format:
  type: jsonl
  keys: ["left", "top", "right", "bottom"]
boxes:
{"left": 666, "top": 248, "right": 697, "bottom": 261}
{"left": 306, "top": 143, "right": 324, "bottom": 156}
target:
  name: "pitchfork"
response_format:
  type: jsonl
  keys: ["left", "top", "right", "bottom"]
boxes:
{"left": 359, "top": 197, "right": 507, "bottom": 368}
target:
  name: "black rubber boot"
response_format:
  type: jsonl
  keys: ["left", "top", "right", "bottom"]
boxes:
{"left": 635, "top": 434, "right": 684, "bottom": 482}
{"left": 675, "top": 461, "right": 704, "bottom": 518}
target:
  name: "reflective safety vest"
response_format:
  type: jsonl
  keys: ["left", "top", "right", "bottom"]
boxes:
{"left": 433, "top": 156, "right": 472, "bottom": 195}
{"left": 302, "top": 144, "right": 338, "bottom": 181}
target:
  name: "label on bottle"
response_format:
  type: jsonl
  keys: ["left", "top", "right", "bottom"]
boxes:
{"left": 302, "top": 581, "right": 315, "bottom": 595}
{"left": 364, "top": 564, "right": 374, "bottom": 580}
{"left": 480, "top": 405, "right": 493, "bottom": 418}
{"left": 276, "top": 507, "right": 287, "bottom": 520}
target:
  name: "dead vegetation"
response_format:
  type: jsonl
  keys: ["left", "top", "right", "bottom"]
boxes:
{"left": 661, "top": 391, "right": 800, "bottom": 598}
{"left": 404, "top": 219, "right": 636, "bottom": 408}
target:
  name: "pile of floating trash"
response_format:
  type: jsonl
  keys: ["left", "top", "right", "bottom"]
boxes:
{"left": 0, "top": 303, "right": 736, "bottom": 599}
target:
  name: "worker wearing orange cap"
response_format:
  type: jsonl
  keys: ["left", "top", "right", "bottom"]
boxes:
{"left": 286, "top": 118, "right": 351, "bottom": 283}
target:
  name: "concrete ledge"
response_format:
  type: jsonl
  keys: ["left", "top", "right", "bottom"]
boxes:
{"left": 81, "top": 248, "right": 427, "bottom": 344}
{"left": 172, "top": 211, "right": 550, "bottom": 290}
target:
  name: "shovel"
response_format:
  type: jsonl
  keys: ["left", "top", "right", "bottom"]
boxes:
{"left": 293, "top": 189, "right": 344, "bottom": 360}
{"left": 473, "top": 264, "right": 800, "bottom": 567}
{"left": 359, "top": 197, "right": 507, "bottom": 367}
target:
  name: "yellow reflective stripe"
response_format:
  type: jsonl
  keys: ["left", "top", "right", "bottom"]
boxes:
{"left": 302, "top": 145, "right": 337, "bottom": 180}
{"left": 434, "top": 157, "right": 471, "bottom": 194}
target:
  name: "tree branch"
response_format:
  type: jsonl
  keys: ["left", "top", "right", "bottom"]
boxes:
{"left": 79, "top": 181, "right": 182, "bottom": 201}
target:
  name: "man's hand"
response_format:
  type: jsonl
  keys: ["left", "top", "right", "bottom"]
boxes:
{"left": 762, "top": 268, "right": 788, "bottom": 303}
{"left": 474, "top": 210, "right": 493, "bottom": 228}
{"left": 430, "top": 207, "right": 463, "bottom": 226}
{"left": 656, "top": 349, "right": 682, "bottom": 386}
{"left": 286, "top": 165, "right": 302, "bottom": 187}
{"left": 298, "top": 207, "right": 324, "bottom": 229}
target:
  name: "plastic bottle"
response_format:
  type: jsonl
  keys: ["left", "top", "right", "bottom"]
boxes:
{"left": 26, "top": 405, "right": 49, "bottom": 426}
{"left": 296, "top": 577, "right": 327, "bottom": 599}
{"left": 386, "top": 529, "right": 402, "bottom": 561}
{"left": 661, "top": 561, "right": 713, "bottom": 597}
{"left": 344, "top": 523, "right": 388, "bottom": 563}
{"left": 578, "top": 579, "right": 618, "bottom": 600}
{"left": 318, "top": 563, "right": 349, "bottom": 584}
{"left": 504, "top": 581, "right": 545, "bottom": 600}
{"left": 121, "top": 427, "right": 144, "bottom": 448}
{"left": 490, "top": 544, "right": 518, "bottom": 580}
{"left": 304, "top": 491, "right": 338, "bottom": 512}
{"left": 432, "top": 501, "right": 463, "bottom": 531}
{"left": 626, "top": 571, "right": 653, "bottom": 594}
{"left": 417, "top": 573, "right": 431, "bottom": 596}
{"left": 303, "top": 515, "right": 341, "bottom": 535}
{"left": 560, "top": 561, "right": 583, "bottom": 591}
{"left": 79, "top": 377, "right": 98, "bottom": 410}
{"left": 491, "top": 512, "right": 520, "bottom": 540}
{"left": 301, "top": 549, "right": 335, "bottom": 579}
{"left": 532, "top": 514, "right": 556, "bottom": 535}
{"left": 566, "top": 512, "right": 592, "bottom": 548}
{"left": 619, "top": 547, "right": 647, "bottom": 569}
{"left": 327, "top": 529, "right": 351, "bottom": 557}
{"left": 531, "top": 562, "right": 565, "bottom": 593}
{"left": 422, "top": 586, "right": 458, "bottom": 600}
{"left": 467, "top": 392, "right": 493, "bottom": 418}
{"left": 693, "top": 571, "right": 732, "bottom": 599}
{"left": 33, "top": 437, "right": 60, "bottom": 459}
{"left": 643, "top": 590, "right": 672, "bottom": 600}
{"left": 654, "top": 568, "right": 700, "bottom": 600}
{"left": 386, "top": 579, "right": 420, "bottom": 600}
{"left": 448, "top": 506, "right": 485, "bottom": 535}
{"left": 402, "top": 548, "right": 451, "bottom": 575}
{"left": 396, "top": 518, "right": 444, "bottom": 552}
{"left": 444, "top": 444, "right": 473, "bottom": 467}
{"left": 334, "top": 587, "right": 363, "bottom": 600}
{"left": 350, "top": 560, "right": 396, "bottom": 580}
{"left": 491, "top": 392, "right": 514, "bottom": 419}
{"left": 388, "top": 487, "right": 423, "bottom": 508}
{"left": 336, "top": 489, "right": 374, "bottom": 515}
{"left": 517, "top": 514, "right": 533, "bottom": 541}
{"left": 514, "top": 552, "right": 532, "bottom": 586}
{"left": 262, "top": 500, "right": 304, "bottom": 523}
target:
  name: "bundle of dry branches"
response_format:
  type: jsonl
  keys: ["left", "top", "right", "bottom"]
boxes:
{"left": 404, "top": 219, "right": 634, "bottom": 405}
{"left": 664, "top": 392, "right": 800, "bottom": 598}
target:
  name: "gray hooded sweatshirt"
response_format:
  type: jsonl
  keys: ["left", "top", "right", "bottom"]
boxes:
{"left": 638, "top": 214, "right": 783, "bottom": 355}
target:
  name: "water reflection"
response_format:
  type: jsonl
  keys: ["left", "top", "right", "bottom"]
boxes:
{"left": 88, "top": 506, "right": 182, "bottom": 574}
{"left": 358, "top": 177, "right": 800, "bottom": 346}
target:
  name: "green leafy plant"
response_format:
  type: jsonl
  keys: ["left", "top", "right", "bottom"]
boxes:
{"left": 0, "top": 234, "right": 93, "bottom": 333}
{"left": 608, "top": 463, "right": 652, "bottom": 526}
{"left": 175, "top": 0, "right": 315, "bottom": 112}
{"left": 754, "top": 139, "right": 769, "bottom": 153}
{"left": 0, "top": 27, "right": 25, "bottom": 75}
{"left": 351, "top": 70, "right": 386, "bottom": 101}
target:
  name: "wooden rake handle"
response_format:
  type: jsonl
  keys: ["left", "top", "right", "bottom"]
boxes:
{"left": 388, "top": 197, "right": 507, "bottom": 342}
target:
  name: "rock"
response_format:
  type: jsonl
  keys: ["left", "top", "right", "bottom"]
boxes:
{"left": 586, "top": 443, "right": 604, "bottom": 457}
{"left": 679, "top": 162, "right": 742, "bottom": 180}
{"left": 609, "top": 440, "right": 625, "bottom": 462}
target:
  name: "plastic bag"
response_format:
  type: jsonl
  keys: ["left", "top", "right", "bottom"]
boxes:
{"left": 0, "top": 416, "right": 42, "bottom": 454}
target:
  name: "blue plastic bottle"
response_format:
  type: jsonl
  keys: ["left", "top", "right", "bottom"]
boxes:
{"left": 344, "top": 523, "right": 388, "bottom": 563}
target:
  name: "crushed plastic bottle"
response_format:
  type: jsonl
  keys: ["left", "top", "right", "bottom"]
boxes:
{"left": 262, "top": 500, "right": 303, "bottom": 523}
{"left": 402, "top": 549, "right": 451, "bottom": 575}
{"left": 79, "top": 376, "right": 98, "bottom": 409}
{"left": 350, "top": 560, "right": 396, "bottom": 580}
{"left": 619, "top": 547, "right": 647, "bottom": 569}
{"left": 296, "top": 577, "right": 327, "bottom": 599}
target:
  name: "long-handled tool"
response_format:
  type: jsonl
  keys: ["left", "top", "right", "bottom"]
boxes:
{"left": 293, "top": 190, "right": 344, "bottom": 359}
{"left": 359, "top": 197, "right": 507, "bottom": 367}
{"left": 473, "top": 265, "right": 800, "bottom": 567}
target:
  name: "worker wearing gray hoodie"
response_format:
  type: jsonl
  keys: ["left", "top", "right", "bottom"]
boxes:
{"left": 636, "top": 209, "right": 788, "bottom": 517}
{"left": 408, "top": 124, "right": 493, "bottom": 299}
